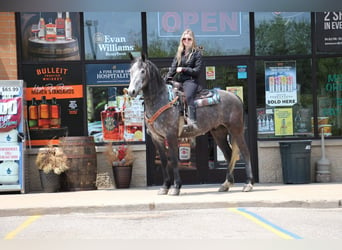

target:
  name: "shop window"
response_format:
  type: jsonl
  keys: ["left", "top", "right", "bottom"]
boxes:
{"left": 255, "top": 12, "right": 311, "bottom": 56}
{"left": 256, "top": 59, "right": 313, "bottom": 138}
{"left": 83, "top": 12, "right": 142, "bottom": 60}
{"left": 86, "top": 64, "right": 145, "bottom": 143}
{"left": 316, "top": 57, "right": 342, "bottom": 137}
{"left": 146, "top": 12, "right": 250, "bottom": 57}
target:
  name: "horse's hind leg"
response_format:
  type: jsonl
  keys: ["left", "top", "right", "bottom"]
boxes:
{"left": 235, "top": 134, "right": 254, "bottom": 192}
{"left": 210, "top": 127, "right": 234, "bottom": 192}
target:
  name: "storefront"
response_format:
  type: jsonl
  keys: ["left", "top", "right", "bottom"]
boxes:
{"left": 4, "top": 11, "right": 342, "bottom": 191}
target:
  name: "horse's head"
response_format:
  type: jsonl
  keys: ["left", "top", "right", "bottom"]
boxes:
{"left": 127, "top": 53, "right": 148, "bottom": 98}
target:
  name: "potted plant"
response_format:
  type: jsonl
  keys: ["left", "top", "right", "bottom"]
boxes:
{"left": 35, "top": 142, "right": 69, "bottom": 192}
{"left": 105, "top": 143, "right": 135, "bottom": 188}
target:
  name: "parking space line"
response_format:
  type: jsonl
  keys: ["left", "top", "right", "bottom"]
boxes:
{"left": 228, "top": 208, "right": 302, "bottom": 239}
{"left": 4, "top": 215, "right": 42, "bottom": 240}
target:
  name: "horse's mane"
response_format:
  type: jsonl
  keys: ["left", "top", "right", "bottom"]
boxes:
{"left": 143, "top": 58, "right": 166, "bottom": 97}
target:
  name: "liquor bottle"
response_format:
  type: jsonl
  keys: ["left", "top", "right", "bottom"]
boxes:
{"left": 28, "top": 98, "right": 38, "bottom": 129}
{"left": 38, "top": 96, "right": 50, "bottom": 128}
{"left": 50, "top": 97, "right": 61, "bottom": 128}
{"left": 45, "top": 18, "right": 57, "bottom": 41}
{"left": 65, "top": 12, "right": 72, "bottom": 40}
{"left": 55, "top": 12, "right": 65, "bottom": 40}
{"left": 38, "top": 17, "right": 45, "bottom": 40}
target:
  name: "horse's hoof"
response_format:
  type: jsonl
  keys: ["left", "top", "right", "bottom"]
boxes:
{"left": 158, "top": 187, "right": 169, "bottom": 195}
{"left": 242, "top": 183, "right": 253, "bottom": 192}
{"left": 169, "top": 188, "right": 180, "bottom": 196}
{"left": 218, "top": 185, "right": 229, "bottom": 192}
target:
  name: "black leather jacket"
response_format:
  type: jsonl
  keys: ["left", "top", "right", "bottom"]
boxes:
{"left": 166, "top": 49, "right": 202, "bottom": 83}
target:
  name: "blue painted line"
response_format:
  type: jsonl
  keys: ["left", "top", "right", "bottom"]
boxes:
{"left": 237, "top": 208, "right": 302, "bottom": 239}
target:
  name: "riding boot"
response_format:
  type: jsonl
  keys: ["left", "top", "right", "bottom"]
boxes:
{"left": 184, "top": 106, "right": 198, "bottom": 132}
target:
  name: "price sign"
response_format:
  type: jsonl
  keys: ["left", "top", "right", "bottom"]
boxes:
{"left": 0, "top": 86, "right": 21, "bottom": 96}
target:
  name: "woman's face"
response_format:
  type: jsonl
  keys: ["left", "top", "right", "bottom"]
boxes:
{"left": 182, "top": 33, "right": 193, "bottom": 50}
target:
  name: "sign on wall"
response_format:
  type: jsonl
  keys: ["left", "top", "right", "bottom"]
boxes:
{"left": 316, "top": 12, "right": 342, "bottom": 52}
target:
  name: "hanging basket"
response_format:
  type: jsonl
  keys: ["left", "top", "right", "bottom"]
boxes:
{"left": 112, "top": 165, "right": 132, "bottom": 189}
{"left": 39, "top": 170, "right": 61, "bottom": 192}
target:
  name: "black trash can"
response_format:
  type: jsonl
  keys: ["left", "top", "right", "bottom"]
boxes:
{"left": 279, "top": 140, "right": 312, "bottom": 184}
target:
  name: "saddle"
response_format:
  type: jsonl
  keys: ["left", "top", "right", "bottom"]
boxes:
{"left": 167, "top": 80, "right": 220, "bottom": 110}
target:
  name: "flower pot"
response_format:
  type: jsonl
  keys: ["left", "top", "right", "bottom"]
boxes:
{"left": 112, "top": 165, "right": 132, "bottom": 189}
{"left": 39, "top": 170, "right": 61, "bottom": 192}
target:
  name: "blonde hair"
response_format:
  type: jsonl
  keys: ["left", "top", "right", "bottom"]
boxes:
{"left": 176, "top": 29, "right": 197, "bottom": 66}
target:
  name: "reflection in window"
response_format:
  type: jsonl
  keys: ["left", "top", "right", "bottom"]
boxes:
{"left": 84, "top": 12, "right": 142, "bottom": 60}
{"left": 255, "top": 12, "right": 311, "bottom": 56}
{"left": 317, "top": 58, "right": 342, "bottom": 137}
{"left": 147, "top": 12, "right": 250, "bottom": 57}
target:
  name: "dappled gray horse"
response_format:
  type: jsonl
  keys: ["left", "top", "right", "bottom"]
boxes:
{"left": 128, "top": 53, "right": 254, "bottom": 195}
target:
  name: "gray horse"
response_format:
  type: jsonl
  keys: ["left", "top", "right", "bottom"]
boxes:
{"left": 128, "top": 53, "right": 254, "bottom": 195}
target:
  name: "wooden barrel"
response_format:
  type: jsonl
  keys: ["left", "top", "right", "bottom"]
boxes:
{"left": 59, "top": 136, "right": 97, "bottom": 191}
{"left": 28, "top": 38, "right": 79, "bottom": 60}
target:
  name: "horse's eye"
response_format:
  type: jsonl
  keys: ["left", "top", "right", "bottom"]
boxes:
{"left": 141, "top": 69, "right": 145, "bottom": 74}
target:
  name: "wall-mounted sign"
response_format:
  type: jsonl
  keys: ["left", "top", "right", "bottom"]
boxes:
{"left": 316, "top": 12, "right": 342, "bottom": 52}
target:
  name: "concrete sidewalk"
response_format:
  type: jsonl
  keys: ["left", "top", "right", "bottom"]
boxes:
{"left": 0, "top": 183, "right": 341, "bottom": 216}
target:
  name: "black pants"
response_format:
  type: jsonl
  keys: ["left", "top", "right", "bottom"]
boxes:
{"left": 183, "top": 80, "right": 198, "bottom": 107}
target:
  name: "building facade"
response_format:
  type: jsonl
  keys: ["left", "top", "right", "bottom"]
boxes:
{"left": 1, "top": 11, "right": 342, "bottom": 192}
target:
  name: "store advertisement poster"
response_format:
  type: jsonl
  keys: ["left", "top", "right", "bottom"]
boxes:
{"left": 23, "top": 64, "right": 84, "bottom": 146}
{"left": 257, "top": 108, "right": 275, "bottom": 134}
{"left": 265, "top": 61, "right": 297, "bottom": 107}
{"left": 274, "top": 108, "right": 293, "bottom": 136}
{"left": 206, "top": 66, "right": 215, "bottom": 80}
{"left": 316, "top": 12, "right": 342, "bottom": 52}
{"left": 226, "top": 86, "right": 243, "bottom": 102}
{"left": 86, "top": 64, "right": 145, "bottom": 143}
{"left": 0, "top": 80, "right": 24, "bottom": 192}
{"left": 20, "top": 12, "right": 81, "bottom": 62}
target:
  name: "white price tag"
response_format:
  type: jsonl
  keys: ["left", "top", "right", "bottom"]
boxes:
{"left": 0, "top": 86, "right": 21, "bottom": 96}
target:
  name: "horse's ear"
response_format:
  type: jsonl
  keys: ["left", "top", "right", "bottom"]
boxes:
{"left": 128, "top": 52, "right": 134, "bottom": 61}
{"left": 141, "top": 52, "right": 146, "bottom": 62}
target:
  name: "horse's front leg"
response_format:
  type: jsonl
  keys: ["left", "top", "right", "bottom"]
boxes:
{"left": 167, "top": 138, "right": 182, "bottom": 196}
{"left": 154, "top": 140, "right": 171, "bottom": 195}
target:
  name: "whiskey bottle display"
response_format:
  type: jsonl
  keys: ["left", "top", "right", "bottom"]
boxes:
{"left": 55, "top": 12, "right": 65, "bottom": 40}
{"left": 28, "top": 98, "right": 38, "bottom": 129}
{"left": 50, "top": 97, "right": 61, "bottom": 128}
{"left": 38, "top": 17, "right": 45, "bottom": 40}
{"left": 45, "top": 18, "right": 57, "bottom": 41}
{"left": 38, "top": 96, "right": 50, "bottom": 128}
{"left": 65, "top": 12, "right": 72, "bottom": 40}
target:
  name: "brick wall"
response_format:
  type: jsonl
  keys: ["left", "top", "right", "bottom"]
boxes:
{"left": 0, "top": 12, "right": 17, "bottom": 80}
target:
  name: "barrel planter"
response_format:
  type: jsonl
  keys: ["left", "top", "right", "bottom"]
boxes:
{"left": 59, "top": 136, "right": 97, "bottom": 191}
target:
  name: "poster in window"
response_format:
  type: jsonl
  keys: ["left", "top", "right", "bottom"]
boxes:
{"left": 226, "top": 86, "right": 243, "bottom": 102}
{"left": 20, "top": 12, "right": 81, "bottom": 62}
{"left": 274, "top": 108, "right": 293, "bottom": 136}
{"left": 83, "top": 12, "right": 142, "bottom": 60}
{"left": 23, "top": 64, "right": 84, "bottom": 146}
{"left": 265, "top": 61, "right": 297, "bottom": 107}
{"left": 86, "top": 64, "right": 145, "bottom": 143}
{"left": 316, "top": 12, "right": 342, "bottom": 52}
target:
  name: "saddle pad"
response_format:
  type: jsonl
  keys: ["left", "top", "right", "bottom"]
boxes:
{"left": 195, "top": 89, "right": 220, "bottom": 107}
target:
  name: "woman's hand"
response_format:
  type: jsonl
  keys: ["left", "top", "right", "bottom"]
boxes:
{"left": 176, "top": 67, "right": 183, "bottom": 73}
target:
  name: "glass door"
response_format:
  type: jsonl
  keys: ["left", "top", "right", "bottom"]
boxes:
{"left": 203, "top": 59, "right": 252, "bottom": 184}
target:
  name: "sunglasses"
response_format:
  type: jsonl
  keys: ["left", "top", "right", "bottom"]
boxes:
{"left": 182, "top": 37, "right": 192, "bottom": 41}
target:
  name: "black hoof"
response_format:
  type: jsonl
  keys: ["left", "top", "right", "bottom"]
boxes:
{"left": 169, "top": 187, "right": 180, "bottom": 196}
{"left": 158, "top": 187, "right": 169, "bottom": 195}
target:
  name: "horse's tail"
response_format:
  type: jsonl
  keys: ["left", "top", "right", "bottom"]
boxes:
{"left": 228, "top": 139, "right": 240, "bottom": 174}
